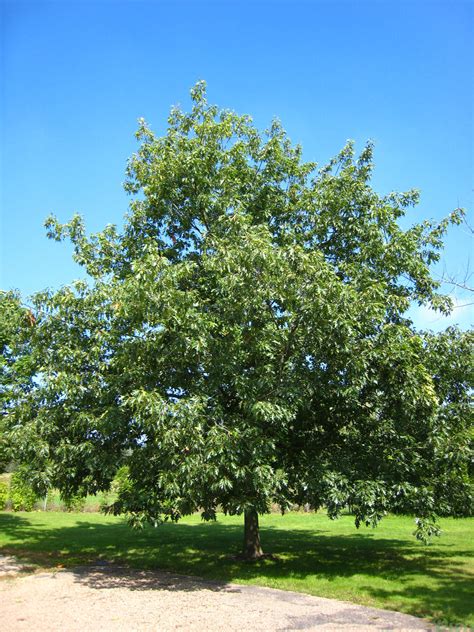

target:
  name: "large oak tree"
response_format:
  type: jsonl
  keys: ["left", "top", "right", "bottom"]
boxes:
{"left": 0, "top": 291, "right": 36, "bottom": 471}
{"left": 6, "top": 83, "right": 472, "bottom": 557}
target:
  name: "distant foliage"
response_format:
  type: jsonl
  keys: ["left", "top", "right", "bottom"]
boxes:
{"left": 10, "top": 468, "right": 38, "bottom": 511}
{"left": 103, "top": 466, "right": 131, "bottom": 515}
{"left": 0, "top": 481, "right": 8, "bottom": 509}
{"left": 111, "top": 465, "right": 131, "bottom": 495}
{"left": 61, "top": 493, "right": 87, "bottom": 512}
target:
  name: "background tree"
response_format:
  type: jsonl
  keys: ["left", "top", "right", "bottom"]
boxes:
{"left": 6, "top": 83, "right": 472, "bottom": 558}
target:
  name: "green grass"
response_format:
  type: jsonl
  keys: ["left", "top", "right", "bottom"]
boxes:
{"left": 0, "top": 511, "right": 472, "bottom": 626}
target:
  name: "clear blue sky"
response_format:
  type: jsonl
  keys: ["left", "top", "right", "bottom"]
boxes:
{"left": 1, "top": 0, "right": 472, "bottom": 331}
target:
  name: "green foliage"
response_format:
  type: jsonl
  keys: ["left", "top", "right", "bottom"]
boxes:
{"left": 10, "top": 468, "right": 38, "bottom": 511}
{"left": 4, "top": 83, "right": 472, "bottom": 548}
{"left": 0, "top": 481, "right": 8, "bottom": 509}
{"left": 0, "top": 291, "right": 36, "bottom": 470}
{"left": 419, "top": 326, "right": 473, "bottom": 519}
{"left": 100, "top": 467, "right": 131, "bottom": 512}
{"left": 61, "top": 493, "right": 87, "bottom": 512}
{"left": 111, "top": 466, "right": 131, "bottom": 493}
{"left": 0, "top": 291, "right": 35, "bottom": 401}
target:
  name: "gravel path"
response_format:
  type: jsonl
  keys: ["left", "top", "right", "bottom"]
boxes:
{"left": 0, "top": 556, "right": 435, "bottom": 631}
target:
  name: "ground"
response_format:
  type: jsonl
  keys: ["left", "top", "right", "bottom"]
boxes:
{"left": 0, "top": 556, "right": 436, "bottom": 631}
{"left": 2, "top": 511, "right": 472, "bottom": 626}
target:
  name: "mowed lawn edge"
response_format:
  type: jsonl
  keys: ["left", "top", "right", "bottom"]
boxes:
{"left": 0, "top": 510, "right": 472, "bottom": 627}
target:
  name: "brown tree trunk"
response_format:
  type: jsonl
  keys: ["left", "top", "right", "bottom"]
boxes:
{"left": 243, "top": 507, "right": 264, "bottom": 559}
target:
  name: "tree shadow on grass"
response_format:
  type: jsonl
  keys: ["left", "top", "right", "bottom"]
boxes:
{"left": 0, "top": 512, "right": 472, "bottom": 625}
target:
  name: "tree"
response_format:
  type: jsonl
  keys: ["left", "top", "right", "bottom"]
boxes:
{"left": 419, "top": 326, "right": 473, "bottom": 517}
{"left": 0, "top": 291, "right": 36, "bottom": 470}
{"left": 6, "top": 83, "right": 472, "bottom": 558}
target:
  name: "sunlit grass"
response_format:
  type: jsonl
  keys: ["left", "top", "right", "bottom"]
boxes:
{"left": 0, "top": 510, "right": 472, "bottom": 626}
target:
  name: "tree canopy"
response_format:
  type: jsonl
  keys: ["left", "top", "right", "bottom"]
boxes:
{"left": 0, "top": 291, "right": 36, "bottom": 470}
{"left": 4, "top": 83, "right": 472, "bottom": 557}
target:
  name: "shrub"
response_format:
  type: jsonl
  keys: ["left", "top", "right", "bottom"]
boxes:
{"left": 0, "top": 482, "right": 8, "bottom": 509}
{"left": 111, "top": 465, "right": 131, "bottom": 495}
{"left": 62, "top": 493, "right": 87, "bottom": 512}
{"left": 10, "top": 469, "right": 38, "bottom": 511}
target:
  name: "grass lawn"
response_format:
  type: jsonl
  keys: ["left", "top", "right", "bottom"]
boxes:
{"left": 0, "top": 510, "right": 472, "bottom": 627}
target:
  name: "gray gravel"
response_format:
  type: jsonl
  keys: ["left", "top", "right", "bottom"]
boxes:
{"left": 0, "top": 557, "right": 436, "bottom": 631}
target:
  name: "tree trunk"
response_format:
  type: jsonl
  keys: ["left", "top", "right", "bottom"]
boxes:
{"left": 243, "top": 507, "right": 264, "bottom": 559}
